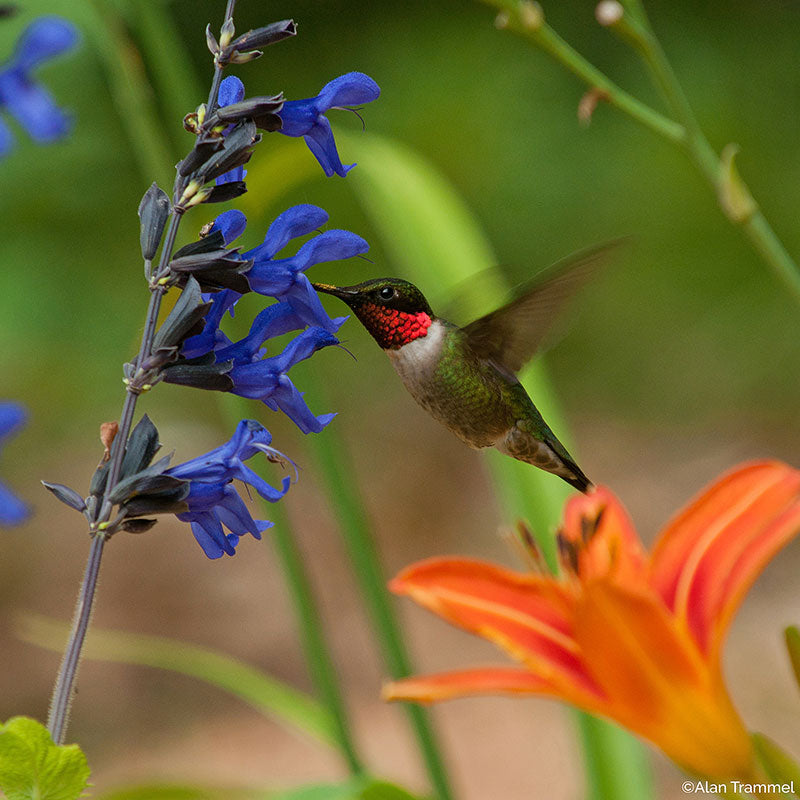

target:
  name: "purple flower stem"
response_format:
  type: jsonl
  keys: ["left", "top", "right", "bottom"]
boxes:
{"left": 46, "top": 1, "right": 237, "bottom": 745}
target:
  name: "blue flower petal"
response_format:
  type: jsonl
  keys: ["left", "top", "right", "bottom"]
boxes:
{"left": 212, "top": 209, "right": 247, "bottom": 244}
{"left": 303, "top": 117, "right": 350, "bottom": 177}
{"left": 0, "top": 117, "right": 13, "bottom": 156}
{"left": 315, "top": 72, "right": 381, "bottom": 111}
{"left": 285, "top": 272, "right": 344, "bottom": 331}
{"left": 0, "top": 72, "right": 71, "bottom": 142}
{"left": 247, "top": 204, "right": 329, "bottom": 261}
{"left": 291, "top": 229, "right": 370, "bottom": 270}
{"left": 13, "top": 17, "right": 80, "bottom": 72}
{"left": 0, "top": 403, "right": 28, "bottom": 525}
{"left": 218, "top": 75, "right": 245, "bottom": 108}
{"left": 0, "top": 403, "right": 27, "bottom": 439}
{"left": 278, "top": 72, "right": 379, "bottom": 177}
{"left": 270, "top": 377, "right": 336, "bottom": 434}
{"left": 276, "top": 98, "right": 316, "bottom": 137}
{"left": 183, "top": 512, "right": 236, "bottom": 559}
{"left": 0, "top": 481, "right": 29, "bottom": 525}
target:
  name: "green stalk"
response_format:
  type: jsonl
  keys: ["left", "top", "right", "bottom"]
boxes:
{"left": 222, "top": 396, "right": 364, "bottom": 776}
{"left": 480, "top": 0, "right": 683, "bottom": 142}
{"left": 609, "top": 2, "right": 800, "bottom": 301}
{"left": 301, "top": 391, "right": 455, "bottom": 800}
{"left": 480, "top": 0, "right": 800, "bottom": 301}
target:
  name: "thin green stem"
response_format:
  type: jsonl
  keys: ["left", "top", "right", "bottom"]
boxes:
{"left": 481, "top": 0, "right": 684, "bottom": 142}
{"left": 269, "top": 503, "right": 365, "bottom": 775}
{"left": 221, "top": 395, "right": 364, "bottom": 776}
{"left": 304, "top": 390, "right": 454, "bottom": 800}
{"left": 606, "top": 3, "right": 800, "bottom": 300}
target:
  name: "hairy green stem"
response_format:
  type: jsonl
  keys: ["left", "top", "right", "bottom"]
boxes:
{"left": 46, "top": 534, "right": 105, "bottom": 744}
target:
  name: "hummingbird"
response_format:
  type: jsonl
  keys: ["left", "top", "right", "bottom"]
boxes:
{"left": 313, "top": 243, "right": 616, "bottom": 493}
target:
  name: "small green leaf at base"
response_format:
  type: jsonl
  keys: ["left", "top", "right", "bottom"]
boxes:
{"left": 752, "top": 732, "right": 800, "bottom": 796}
{"left": 0, "top": 716, "right": 90, "bottom": 800}
{"left": 97, "top": 780, "right": 428, "bottom": 800}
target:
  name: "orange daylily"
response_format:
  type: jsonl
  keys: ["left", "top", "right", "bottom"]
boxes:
{"left": 385, "top": 461, "right": 800, "bottom": 780}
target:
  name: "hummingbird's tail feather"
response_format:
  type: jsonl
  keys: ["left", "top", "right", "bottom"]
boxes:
{"left": 498, "top": 422, "right": 593, "bottom": 493}
{"left": 563, "top": 466, "right": 593, "bottom": 494}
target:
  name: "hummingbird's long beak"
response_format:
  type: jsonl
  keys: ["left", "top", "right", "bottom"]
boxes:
{"left": 311, "top": 282, "right": 359, "bottom": 299}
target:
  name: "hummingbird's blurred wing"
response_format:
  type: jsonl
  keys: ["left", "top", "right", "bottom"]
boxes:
{"left": 462, "top": 239, "right": 625, "bottom": 376}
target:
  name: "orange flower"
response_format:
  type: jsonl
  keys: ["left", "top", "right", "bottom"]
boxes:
{"left": 385, "top": 461, "right": 800, "bottom": 780}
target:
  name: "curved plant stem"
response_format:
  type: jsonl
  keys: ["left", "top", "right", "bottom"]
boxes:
{"left": 480, "top": 0, "right": 800, "bottom": 302}
{"left": 222, "top": 395, "right": 364, "bottom": 776}
{"left": 303, "top": 390, "right": 455, "bottom": 800}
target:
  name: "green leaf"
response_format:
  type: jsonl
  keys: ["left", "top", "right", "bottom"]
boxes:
{"left": 16, "top": 614, "right": 336, "bottom": 750}
{"left": 785, "top": 626, "right": 800, "bottom": 691}
{"left": 359, "top": 780, "right": 429, "bottom": 800}
{"left": 269, "top": 779, "right": 428, "bottom": 800}
{"left": 336, "top": 130, "right": 654, "bottom": 800}
{"left": 0, "top": 716, "right": 90, "bottom": 800}
{"left": 752, "top": 733, "right": 800, "bottom": 794}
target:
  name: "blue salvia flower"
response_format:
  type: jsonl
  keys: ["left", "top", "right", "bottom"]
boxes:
{"left": 0, "top": 16, "right": 79, "bottom": 156}
{"left": 0, "top": 402, "right": 29, "bottom": 524}
{"left": 226, "top": 326, "right": 341, "bottom": 434}
{"left": 213, "top": 203, "right": 368, "bottom": 331}
{"left": 181, "top": 295, "right": 342, "bottom": 433}
{"left": 166, "top": 419, "right": 290, "bottom": 558}
{"left": 278, "top": 72, "right": 380, "bottom": 177}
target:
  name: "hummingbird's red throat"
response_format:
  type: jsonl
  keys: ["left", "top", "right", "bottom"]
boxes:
{"left": 359, "top": 303, "right": 432, "bottom": 349}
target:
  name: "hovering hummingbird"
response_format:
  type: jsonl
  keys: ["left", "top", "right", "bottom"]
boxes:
{"left": 313, "top": 243, "right": 617, "bottom": 493}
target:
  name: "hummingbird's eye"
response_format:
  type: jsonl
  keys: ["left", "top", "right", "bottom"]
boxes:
{"left": 378, "top": 286, "right": 395, "bottom": 301}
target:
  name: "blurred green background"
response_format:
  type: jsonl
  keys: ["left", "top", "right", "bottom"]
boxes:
{"left": 1, "top": 0, "right": 799, "bottom": 797}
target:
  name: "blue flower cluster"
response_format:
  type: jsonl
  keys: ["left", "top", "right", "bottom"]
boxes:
{"left": 167, "top": 419, "right": 290, "bottom": 559}
{"left": 154, "top": 72, "right": 379, "bottom": 556}
{"left": 178, "top": 202, "right": 368, "bottom": 434}
{"left": 0, "top": 16, "right": 79, "bottom": 156}
{"left": 41, "top": 62, "right": 380, "bottom": 559}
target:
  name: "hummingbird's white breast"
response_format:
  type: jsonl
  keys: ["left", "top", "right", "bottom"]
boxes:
{"left": 385, "top": 319, "right": 446, "bottom": 388}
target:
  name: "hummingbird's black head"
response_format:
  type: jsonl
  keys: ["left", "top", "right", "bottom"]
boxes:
{"left": 313, "top": 278, "right": 435, "bottom": 350}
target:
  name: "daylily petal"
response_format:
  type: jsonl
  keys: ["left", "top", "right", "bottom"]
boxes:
{"left": 390, "top": 558, "right": 602, "bottom": 703}
{"left": 560, "top": 486, "right": 647, "bottom": 585}
{"left": 385, "top": 667, "right": 554, "bottom": 703}
{"left": 649, "top": 461, "right": 800, "bottom": 659}
{"left": 576, "top": 581, "right": 755, "bottom": 779}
